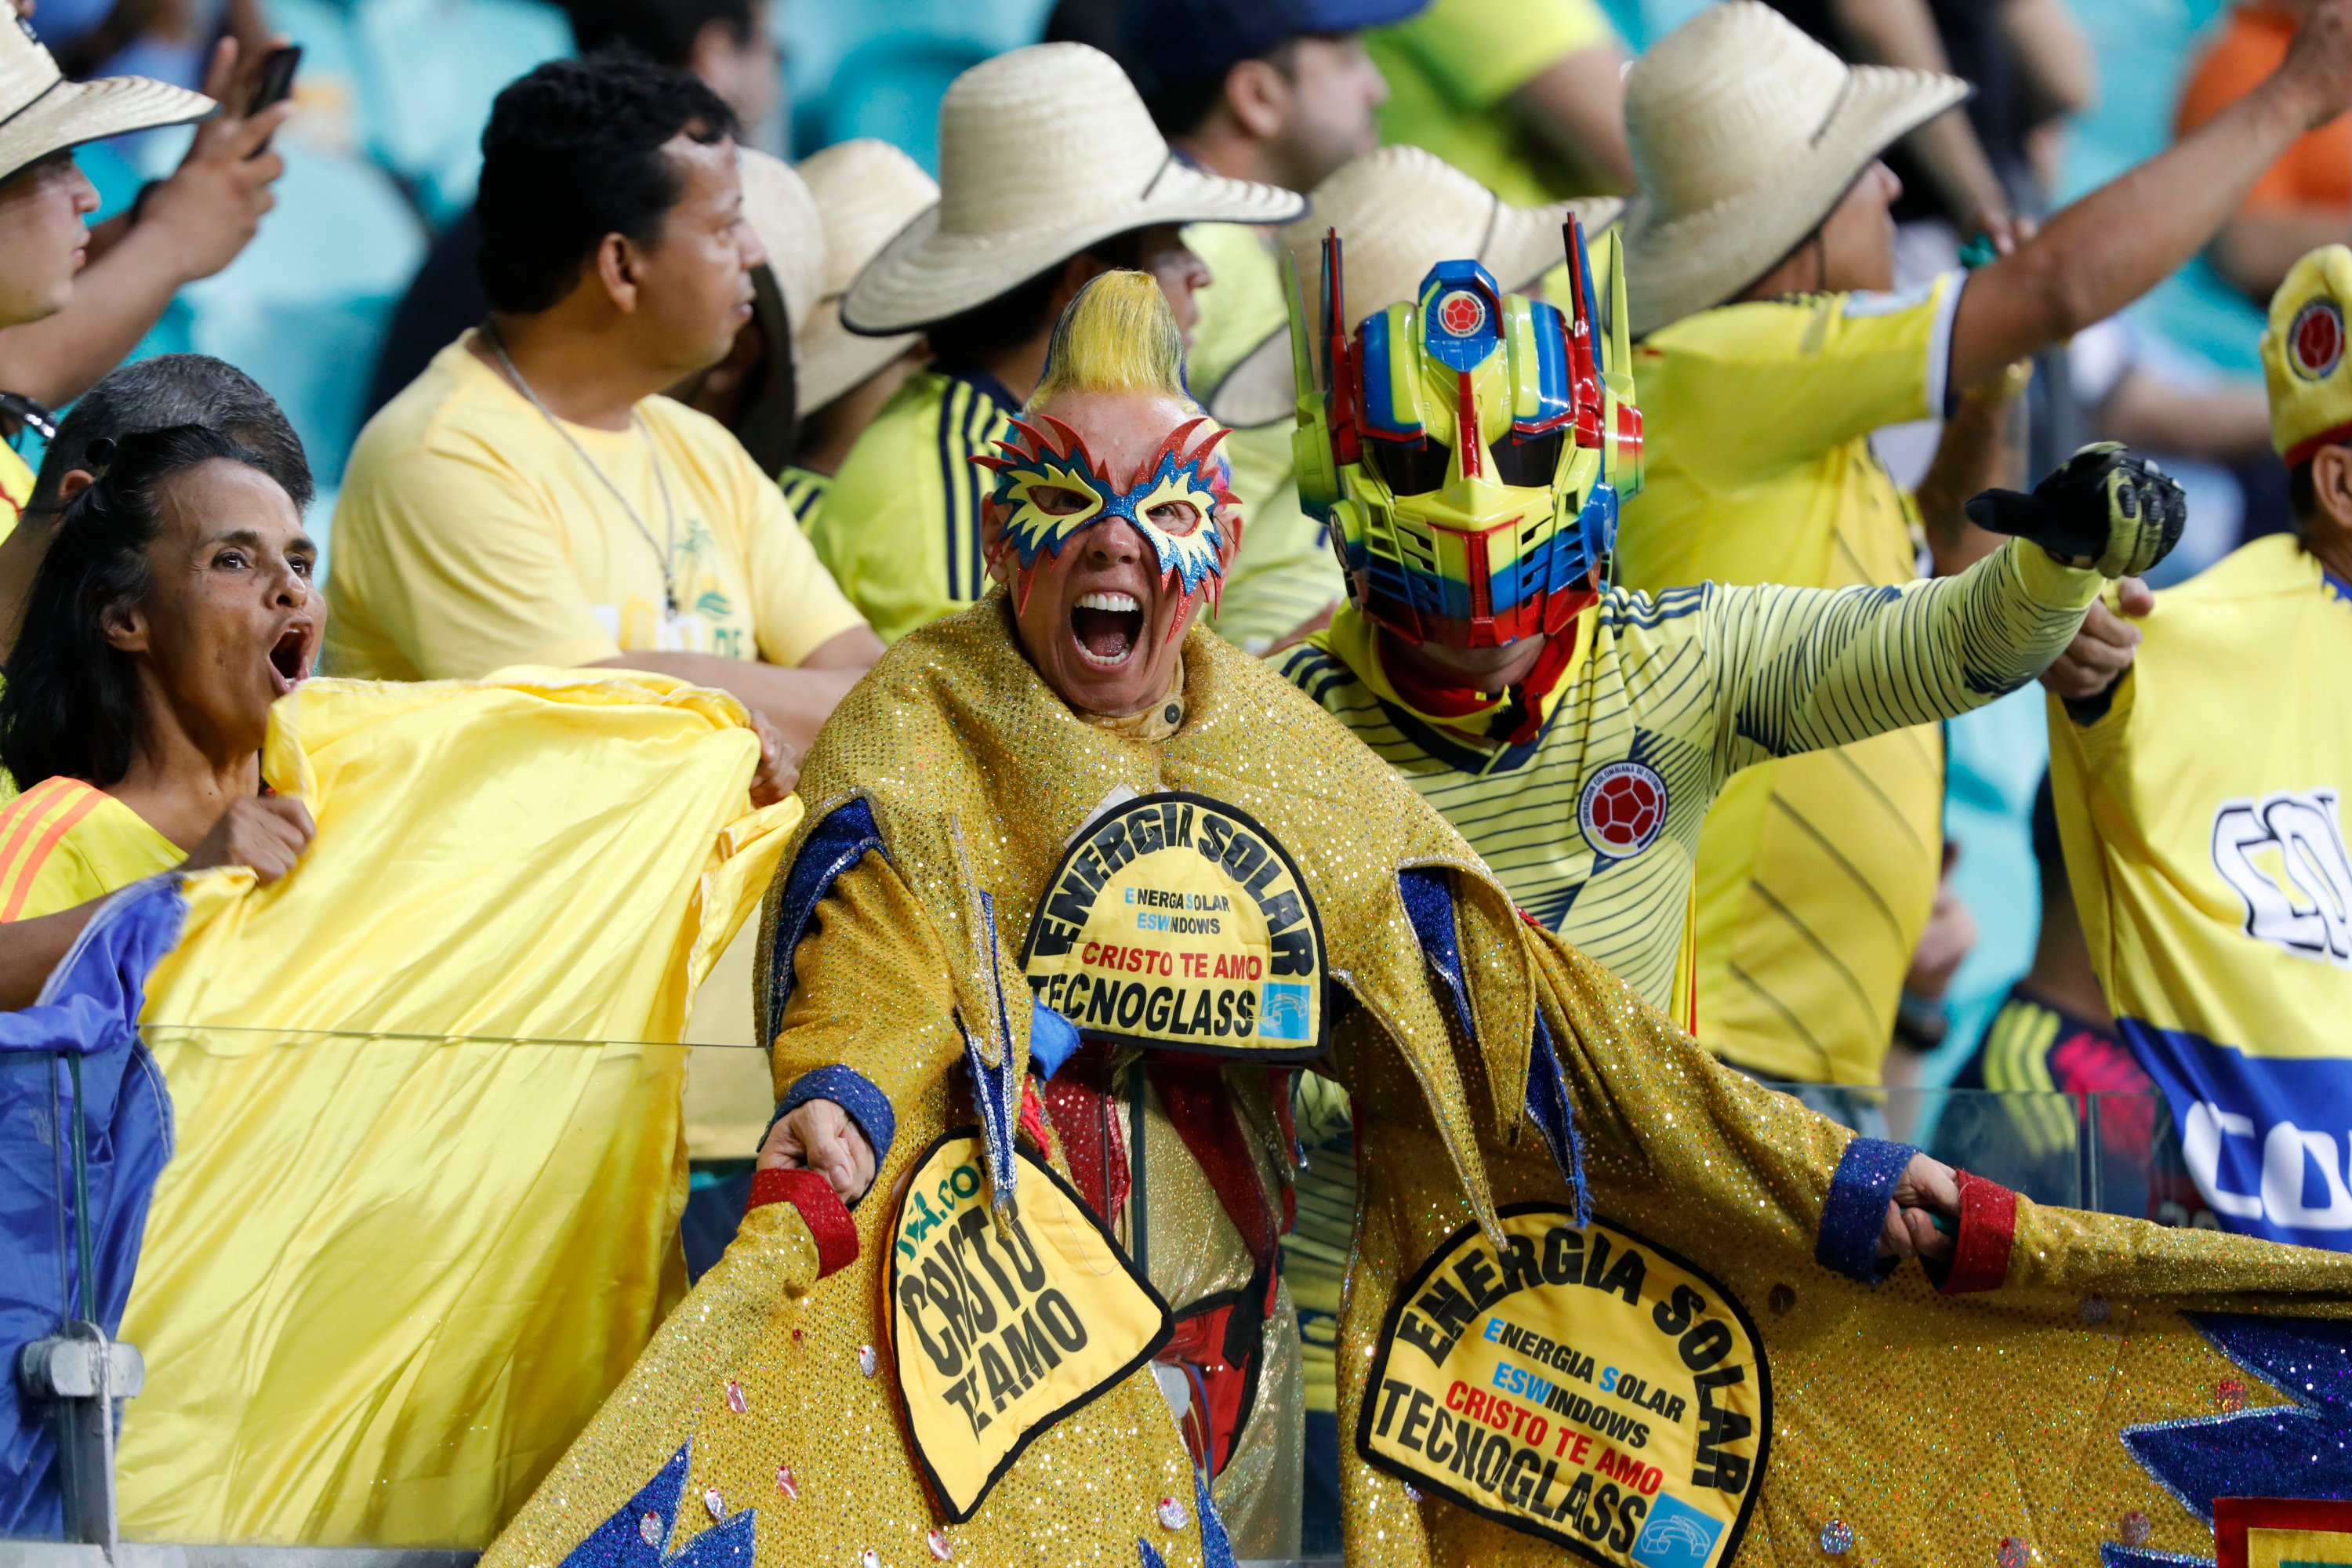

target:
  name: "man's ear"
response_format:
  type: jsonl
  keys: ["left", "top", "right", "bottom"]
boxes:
{"left": 2314, "top": 444, "right": 2352, "bottom": 537}
{"left": 1223, "top": 56, "right": 1291, "bottom": 141}
{"left": 595, "top": 232, "right": 641, "bottom": 314}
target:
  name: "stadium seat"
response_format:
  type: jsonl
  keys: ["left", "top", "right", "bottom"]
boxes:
{"left": 2057, "top": 0, "right": 2259, "bottom": 376}
{"left": 782, "top": 0, "right": 1051, "bottom": 164}
{"left": 345, "top": 0, "right": 574, "bottom": 223}
{"left": 180, "top": 140, "right": 426, "bottom": 502}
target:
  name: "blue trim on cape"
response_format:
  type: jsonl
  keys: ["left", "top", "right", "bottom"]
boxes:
{"left": 1397, "top": 867, "right": 1589, "bottom": 1219}
{"left": 1816, "top": 1136, "right": 1917, "bottom": 1284}
{"left": 761, "top": 799, "right": 886, "bottom": 1049}
{"left": 775, "top": 1065, "right": 896, "bottom": 1205}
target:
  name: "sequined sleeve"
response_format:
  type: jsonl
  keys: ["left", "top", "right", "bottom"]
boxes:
{"left": 771, "top": 856, "right": 964, "bottom": 1126}
{"left": 1700, "top": 538, "right": 2101, "bottom": 782}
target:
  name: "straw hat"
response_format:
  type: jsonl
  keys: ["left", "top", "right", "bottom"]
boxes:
{"left": 840, "top": 42, "right": 1305, "bottom": 336}
{"left": 1207, "top": 145, "right": 1623, "bottom": 430}
{"left": 729, "top": 149, "right": 824, "bottom": 478}
{"left": 794, "top": 139, "right": 937, "bottom": 412}
{"left": 739, "top": 149, "right": 826, "bottom": 336}
{"left": 0, "top": 14, "right": 213, "bottom": 183}
{"left": 1619, "top": 2, "right": 1967, "bottom": 339}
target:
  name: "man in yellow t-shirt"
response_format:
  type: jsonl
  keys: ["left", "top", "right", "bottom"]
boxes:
{"left": 1616, "top": 2, "right": 2352, "bottom": 1086}
{"left": 328, "top": 58, "right": 880, "bottom": 760}
{"left": 816, "top": 43, "right": 1299, "bottom": 642}
{"left": 1365, "top": 0, "right": 1633, "bottom": 205}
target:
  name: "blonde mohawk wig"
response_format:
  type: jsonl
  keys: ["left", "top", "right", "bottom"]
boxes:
{"left": 978, "top": 271, "right": 1241, "bottom": 630}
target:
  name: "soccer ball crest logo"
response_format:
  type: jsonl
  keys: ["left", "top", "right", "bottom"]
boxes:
{"left": 1578, "top": 761, "right": 1668, "bottom": 858}
{"left": 2291, "top": 298, "right": 2345, "bottom": 381}
{"left": 1436, "top": 289, "right": 1486, "bottom": 338}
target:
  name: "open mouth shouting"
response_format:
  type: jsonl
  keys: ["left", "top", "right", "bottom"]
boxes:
{"left": 267, "top": 620, "right": 317, "bottom": 698}
{"left": 1071, "top": 590, "right": 1144, "bottom": 668}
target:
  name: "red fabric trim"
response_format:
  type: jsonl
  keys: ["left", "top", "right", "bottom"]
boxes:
{"left": 748, "top": 1167, "right": 859, "bottom": 1279}
{"left": 2216, "top": 1497, "right": 2352, "bottom": 1568}
{"left": 1939, "top": 1171, "right": 2018, "bottom": 1294}
{"left": 2284, "top": 421, "right": 2352, "bottom": 470}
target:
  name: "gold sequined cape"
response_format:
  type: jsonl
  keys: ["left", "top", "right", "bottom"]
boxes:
{"left": 492, "top": 597, "right": 2352, "bottom": 1568}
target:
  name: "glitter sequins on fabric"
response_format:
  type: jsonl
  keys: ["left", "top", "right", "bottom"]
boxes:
{"left": 2123, "top": 1313, "right": 2352, "bottom": 1520}
{"left": 556, "top": 1445, "right": 756, "bottom": 1568}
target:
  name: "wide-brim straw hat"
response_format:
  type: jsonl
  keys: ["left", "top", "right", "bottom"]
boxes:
{"left": 731, "top": 149, "right": 825, "bottom": 478}
{"left": 840, "top": 42, "right": 1305, "bottom": 336}
{"left": 794, "top": 139, "right": 938, "bottom": 411}
{"left": 0, "top": 16, "right": 213, "bottom": 183}
{"left": 1207, "top": 145, "right": 1624, "bottom": 430}
{"left": 1620, "top": 1, "right": 1967, "bottom": 339}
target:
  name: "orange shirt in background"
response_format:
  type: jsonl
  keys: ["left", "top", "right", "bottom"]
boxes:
{"left": 2178, "top": 5, "right": 2351, "bottom": 216}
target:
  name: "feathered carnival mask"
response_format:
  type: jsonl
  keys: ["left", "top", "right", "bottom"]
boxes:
{"left": 972, "top": 270, "right": 1244, "bottom": 644}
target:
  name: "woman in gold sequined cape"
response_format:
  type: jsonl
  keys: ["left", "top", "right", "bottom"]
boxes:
{"left": 485, "top": 597, "right": 2352, "bottom": 1568}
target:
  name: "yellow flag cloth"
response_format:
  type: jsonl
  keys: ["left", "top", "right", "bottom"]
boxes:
{"left": 111, "top": 668, "right": 800, "bottom": 1547}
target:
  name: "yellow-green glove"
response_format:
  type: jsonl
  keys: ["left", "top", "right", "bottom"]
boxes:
{"left": 1963, "top": 441, "right": 2187, "bottom": 578}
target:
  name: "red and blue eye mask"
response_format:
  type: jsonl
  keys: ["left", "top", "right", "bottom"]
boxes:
{"left": 977, "top": 414, "right": 1242, "bottom": 634}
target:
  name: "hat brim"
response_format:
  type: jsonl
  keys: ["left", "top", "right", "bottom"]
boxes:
{"left": 1207, "top": 195, "right": 1625, "bottom": 430}
{"left": 799, "top": 296, "right": 921, "bottom": 411}
{"left": 0, "top": 74, "right": 214, "bottom": 183}
{"left": 1621, "top": 64, "right": 1967, "bottom": 339}
{"left": 840, "top": 156, "right": 1305, "bottom": 336}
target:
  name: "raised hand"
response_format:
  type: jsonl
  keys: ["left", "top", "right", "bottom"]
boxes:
{"left": 1965, "top": 442, "right": 2187, "bottom": 579}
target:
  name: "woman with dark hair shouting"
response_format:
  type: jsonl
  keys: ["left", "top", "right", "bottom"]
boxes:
{"left": 0, "top": 423, "right": 317, "bottom": 920}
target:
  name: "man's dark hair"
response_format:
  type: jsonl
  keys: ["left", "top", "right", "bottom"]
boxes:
{"left": 477, "top": 57, "right": 740, "bottom": 315}
{"left": 2, "top": 426, "right": 282, "bottom": 789}
{"left": 30, "top": 355, "right": 312, "bottom": 521}
{"left": 924, "top": 229, "right": 1152, "bottom": 367}
{"left": 564, "top": 0, "right": 760, "bottom": 71}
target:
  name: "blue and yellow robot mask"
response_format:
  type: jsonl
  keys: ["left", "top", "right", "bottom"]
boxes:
{"left": 1287, "top": 220, "right": 1643, "bottom": 648}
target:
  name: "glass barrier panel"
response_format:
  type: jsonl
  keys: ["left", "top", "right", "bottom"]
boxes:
{"left": 0, "top": 1028, "right": 2219, "bottom": 1549}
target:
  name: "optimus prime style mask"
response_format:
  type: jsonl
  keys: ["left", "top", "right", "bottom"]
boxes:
{"left": 1287, "top": 220, "right": 1644, "bottom": 648}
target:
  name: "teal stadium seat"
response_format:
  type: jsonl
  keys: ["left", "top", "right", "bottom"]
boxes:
{"left": 782, "top": 0, "right": 1050, "bottom": 166}
{"left": 180, "top": 140, "right": 425, "bottom": 506}
{"left": 346, "top": 0, "right": 574, "bottom": 223}
{"left": 2053, "top": 0, "right": 2259, "bottom": 376}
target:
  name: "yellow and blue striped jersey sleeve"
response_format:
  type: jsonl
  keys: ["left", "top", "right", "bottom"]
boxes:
{"left": 779, "top": 466, "right": 831, "bottom": 535}
{"left": 1280, "top": 538, "right": 2102, "bottom": 1012}
{"left": 806, "top": 369, "right": 1011, "bottom": 644}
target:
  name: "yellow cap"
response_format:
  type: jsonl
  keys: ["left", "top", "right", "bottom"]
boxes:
{"left": 2263, "top": 244, "right": 2352, "bottom": 464}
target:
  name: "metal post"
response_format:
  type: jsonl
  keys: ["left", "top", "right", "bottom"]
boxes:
{"left": 19, "top": 1322, "right": 144, "bottom": 1553}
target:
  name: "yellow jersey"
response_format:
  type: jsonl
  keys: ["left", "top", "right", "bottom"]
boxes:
{"left": 1618, "top": 273, "right": 1966, "bottom": 1083}
{"left": 1366, "top": 0, "right": 1621, "bottom": 205}
{"left": 0, "top": 777, "right": 180, "bottom": 920}
{"left": 808, "top": 366, "right": 1014, "bottom": 644}
{"left": 325, "top": 335, "right": 866, "bottom": 679}
{"left": 779, "top": 464, "right": 830, "bottom": 534}
{"left": 1283, "top": 535, "right": 2096, "bottom": 1010}
{"left": 2049, "top": 535, "right": 2352, "bottom": 1248}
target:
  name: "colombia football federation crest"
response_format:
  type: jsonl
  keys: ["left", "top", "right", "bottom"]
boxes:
{"left": 1022, "top": 792, "right": 1327, "bottom": 1059}
{"left": 1578, "top": 761, "right": 1668, "bottom": 860}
